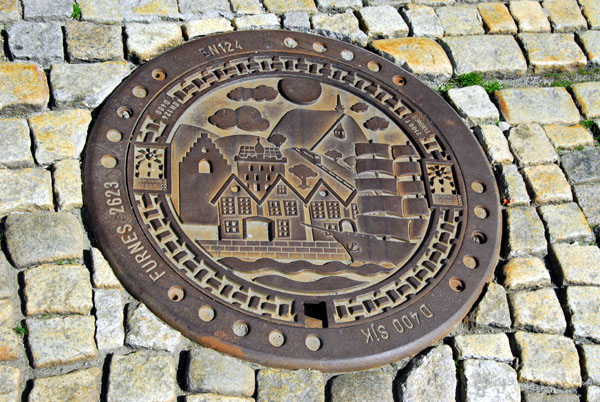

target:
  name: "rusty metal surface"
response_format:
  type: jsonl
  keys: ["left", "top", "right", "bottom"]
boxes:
{"left": 83, "top": 31, "right": 501, "bottom": 371}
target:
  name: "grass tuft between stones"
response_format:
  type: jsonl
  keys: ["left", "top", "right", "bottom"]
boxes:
{"left": 436, "top": 72, "right": 505, "bottom": 95}
{"left": 55, "top": 258, "right": 78, "bottom": 265}
{"left": 71, "top": 2, "right": 82, "bottom": 21}
{"left": 13, "top": 324, "right": 26, "bottom": 336}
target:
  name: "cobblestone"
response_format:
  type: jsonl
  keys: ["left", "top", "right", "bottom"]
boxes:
{"left": 508, "top": 124, "right": 558, "bottom": 166}
{"left": 50, "top": 61, "right": 133, "bottom": 109}
{"left": 0, "top": 299, "right": 13, "bottom": 326}
{"left": 0, "top": 62, "right": 49, "bottom": 115}
{"left": 461, "top": 359, "right": 520, "bottom": 402}
{"left": 0, "top": 327, "right": 21, "bottom": 361}
{"left": 53, "top": 159, "right": 83, "bottom": 210}
{"left": 27, "top": 315, "right": 97, "bottom": 368}
{"left": 447, "top": 86, "right": 499, "bottom": 126}
{"left": 539, "top": 203, "right": 594, "bottom": 243}
{"left": 509, "top": 288, "right": 567, "bottom": 334}
{"left": 329, "top": 371, "right": 393, "bottom": 402}
{"left": 183, "top": 18, "right": 234, "bottom": 39}
{"left": 566, "top": 286, "right": 600, "bottom": 343}
{"left": 474, "top": 124, "right": 513, "bottom": 164}
{"left": 574, "top": 183, "right": 600, "bottom": 226}
{"left": 498, "top": 164, "right": 530, "bottom": 206}
{"left": 0, "top": 366, "right": 20, "bottom": 402}
{"left": 581, "top": 345, "right": 600, "bottom": 385}
{"left": 282, "top": 11, "right": 310, "bottom": 31}
{"left": 358, "top": 6, "right": 408, "bottom": 38}
{"left": 108, "top": 351, "right": 177, "bottom": 402}
{"left": 233, "top": 14, "right": 280, "bottom": 30}
{"left": 514, "top": 331, "right": 582, "bottom": 389}
{"left": 91, "top": 247, "right": 122, "bottom": 289}
{"left": 372, "top": 37, "right": 452, "bottom": 79}
{"left": 126, "top": 23, "right": 183, "bottom": 63}
{"left": 312, "top": 11, "right": 368, "bottom": 46}
{"left": 398, "top": 345, "right": 456, "bottom": 402}
{"left": 524, "top": 394, "right": 579, "bottom": 402}
{"left": 187, "top": 348, "right": 255, "bottom": 397}
{"left": 580, "top": 31, "right": 600, "bottom": 67}
{"left": 542, "top": 0, "right": 587, "bottom": 33}
{"left": 0, "top": 168, "right": 53, "bottom": 217}
{"left": 231, "top": 0, "right": 263, "bottom": 14}
{"left": 179, "top": 0, "right": 230, "bottom": 13}
{"left": 436, "top": 5, "right": 483, "bottom": 36}
{"left": 503, "top": 257, "right": 552, "bottom": 291}
{"left": 29, "top": 368, "right": 101, "bottom": 402}
{"left": 29, "top": 109, "right": 91, "bottom": 165}
{"left": 561, "top": 148, "right": 600, "bottom": 185}
{"left": 519, "top": 33, "right": 587, "bottom": 73}
{"left": 0, "top": 254, "right": 12, "bottom": 300}
{"left": 126, "top": 303, "right": 182, "bottom": 352}
{"left": 504, "top": 207, "right": 547, "bottom": 258}
{"left": 0, "top": 0, "right": 22, "bottom": 22}
{"left": 551, "top": 243, "right": 600, "bottom": 286}
{"left": 509, "top": 1, "right": 551, "bottom": 33}
{"left": 257, "top": 369, "right": 325, "bottom": 402}
{"left": 0, "top": 118, "right": 33, "bottom": 168}
{"left": 572, "top": 82, "right": 600, "bottom": 120}
{"left": 24, "top": 264, "right": 93, "bottom": 316}
{"left": 523, "top": 164, "right": 572, "bottom": 204}
{"left": 401, "top": 5, "right": 444, "bottom": 38}
{"left": 453, "top": 333, "right": 513, "bottom": 362}
{"left": 580, "top": 0, "right": 600, "bottom": 30}
{"left": 264, "top": 0, "right": 316, "bottom": 13}
{"left": 94, "top": 289, "right": 124, "bottom": 351}
{"left": 587, "top": 386, "right": 600, "bottom": 402}
{"left": 65, "top": 22, "right": 124, "bottom": 62}
{"left": 315, "top": 0, "right": 362, "bottom": 11}
{"left": 469, "top": 282, "right": 512, "bottom": 329}
{"left": 543, "top": 124, "right": 594, "bottom": 150}
{"left": 477, "top": 2, "right": 517, "bottom": 35}
{"left": 76, "top": 0, "right": 124, "bottom": 23}
{"left": 7, "top": 22, "right": 63, "bottom": 67}
{"left": 5, "top": 212, "right": 83, "bottom": 268}
{"left": 22, "top": 0, "right": 72, "bottom": 19}
{"left": 442, "top": 35, "right": 527, "bottom": 77}
{"left": 187, "top": 396, "right": 255, "bottom": 402}
{"left": 497, "top": 88, "right": 580, "bottom": 125}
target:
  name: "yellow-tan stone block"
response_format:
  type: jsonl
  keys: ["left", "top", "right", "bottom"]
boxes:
{"left": 580, "top": 0, "right": 600, "bottom": 29}
{"left": 571, "top": 82, "right": 600, "bottom": 120}
{"left": 372, "top": 38, "right": 452, "bottom": 79}
{"left": 0, "top": 63, "right": 49, "bottom": 115}
{"left": 263, "top": 0, "right": 316, "bottom": 13}
{"left": 477, "top": 3, "right": 517, "bottom": 34}
{"left": 542, "top": 0, "right": 587, "bottom": 33}
{"left": 522, "top": 164, "right": 572, "bottom": 204}
{"left": 0, "top": 0, "right": 21, "bottom": 22}
{"left": 509, "top": 1, "right": 550, "bottom": 33}
{"left": 543, "top": 124, "right": 594, "bottom": 150}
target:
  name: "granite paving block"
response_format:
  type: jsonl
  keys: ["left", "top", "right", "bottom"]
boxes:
{"left": 469, "top": 282, "right": 511, "bottom": 329}
{"left": 22, "top": 0, "right": 72, "bottom": 19}
{"left": 372, "top": 38, "right": 452, "bottom": 79}
{"left": 496, "top": 88, "right": 580, "bottom": 125}
{"left": 0, "top": 62, "right": 49, "bottom": 115}
{"left": 474, "top": 124, "right": 513, "bottom": 164}
{"left": 519, "top": 33, "right": 587, "bottom": 73}
{"left": 572, "top": 82, "right": 600, "bottom": 120}
{"left": 543, "top": 124, "right": 594, "bottom": 150}
{"left": 539, "top": 202, "right": 594, "bottom": 243}
{"left": 477, "top": 2, "right": 517, "bottom": 34}
{"left": 402, "top": 5, "right": 444, "bottom": 38}
{"left": 507, "top": 124, "right": 558, "bottom": 166}
{"left": 498, "top": 164, "right": 530, "bottom": 206}
{"left": 581, "top": 345, "right": 600, "bottom": 385}
{"left": 574, "top": 183, "right": 600, "bottom": 226}
{"left": 29, "top": 368, "right": 101, "bottom": 402}
{"left": 522, "top": 164, "right": 572, "bottom": 204}
{"left": 453, "top": 333, "right": 513, "bottom": 362}
{"left": 7, "top": 22, "right": 64, "bottom": 66}
{"left": 187, "top": 395, "right": 254, "bottom": 402}
{"left": 580, "top": 0, "right": 600, "bottom": 29}
{"left": 552, "top": 243, "right": 600, "bottom": 286}
{"left": 561, "top": 148, "right": 600, "bottom": 185}
{"left": 357, "top": 6, "right": 409, "bottom": 38}
{"left": 231, "top": 0, "right": 263, "bottom": 14}
{"left": 126, "top": 23, "right": 183, "bottom": 62}
{"left": 461, "top": 360, "right": 520, "bottom": 402}
{"left": 442, "top": 35, "right": 527, "bottom": 77}
{"left": 509, "top": 288, "right": 567, "bottom": 334}
{"left": 509, "top": 1, "right": 551, "bottom": 33}
{"left": 0, "top": 299, "right": 13, "bottom": 326}
{"left": 566, "top": 286, "right": 600, "bottom": 343}
{"left": 94, "top": 289, "right": 124, "bottom": 350}
{"left": 398, "top": 345, "right": 456, "bottom": 402}
{"left": 183, "top": 18, "right": 234, "bottom": 38}
{"left": 179, "top": 0, "right": 230, "bottom": 13}
{"left": 579, "top": 31, "right": 600, "bottom": 67}
{"left": 0, "top": 168, "right": 53, "bottom": 217}
{"left": 233, "top": 13, "right": 280, "bottom": 30}
{"left": 311, "top": 11, "right": 368, "bottom": 46}
{"left": 315, "top": 0, "right": 362, "bottom": 11}
{"left": 514, "top": 331, "right": 582, "bottom": 389}
{"left": 76, "top": 0, "right": 125, "bottom": 23}
{"left": 0, "top": 254, "right": 13, "bottom": 300}
{"left": 447, "top": 86, "right": 499, "bottom": 126}
{"left": 503, "top": 257, "right": 551, "bottom": 291}
{"left": 587, "top": 386, "right": 600, "bottom": 402}
{"left": 263, "top": 0, "right": 316, "bottom": 13}
{"left": 0, "top": 118, "right": 33, "bottom": 169}
{"left": 542, "top": 0, "right": 587, "bottom": 33}
{"left": 126, "top": 303, "right": 182, "bottom": 352}
{"left": 435, "top": 5, "right": 483, "bottom": 36}
{"left": 504, "top": 207, "right": 547, "bottom": 258}
{"left": 0, "top": 0, "right": 22, "bottom": 22}
{"left": 282, "top": 11, "right": 310, "bottom": 31}
{"left": 91, "top": 247, "right": 122, "bottom": 289}
{"left": 53, "top": 159, "right": 83, "bottom": 210}
{"left": 65, "top": 22, "right": 124, "bottom": 62}
{"left": 0, "top": 327, "right": 21, "bottom": 361}
{"left": 257, "top": 369, "right": 325, "bottom": 402}
{"left": 0, "top": 366, "right": 20, "bottom": 402}
{"left": 330, "top": 371, "right": 394, "bottom": 402}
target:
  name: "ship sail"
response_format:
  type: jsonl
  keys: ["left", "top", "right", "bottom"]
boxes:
{"left": 355, "top": 159, "right": 394, "bottom": 174}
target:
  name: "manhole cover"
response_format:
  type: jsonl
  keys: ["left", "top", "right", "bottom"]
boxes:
{"left": 84, "top": 31, "right": 501, "bottom": 371}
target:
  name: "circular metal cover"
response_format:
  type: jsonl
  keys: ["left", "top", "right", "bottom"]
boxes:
{"left": 83, "top": 30, "right": 501, "bottom": 371}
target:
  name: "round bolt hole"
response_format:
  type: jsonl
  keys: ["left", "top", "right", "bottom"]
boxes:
{"left": 168, "top": 286, "right": 184, "bottom": 302}
{"left": 269, "top": 330, "right": 285, "bottom": 347}
{"left": 152, "top": 69, "right": 166, "bottom": 80}
{"left": 312, "top": 42, "right": 326, "bottom": 53}
{"left": 367, "top": 61, "right": 381, "bottom": 72}
{"left": 449, "top": 277, "right": 465, "bottom": 292}
{"left": 284, "top": 37, "right": 298, "bottom": 48}
{"left": 463, "top": 255, "right": 478, "bottom": 269}
{"left": 132, "top": 86, "right": 147, "bottom": 98}
{"left": 233, "top": 320, "right": 249, "bottom": 337}
{"left": 305, "top": 334, "right": 321, "bottom": 351}
{"left": 474, "top": 206, "right": 488, "bottom": 219}
{"left": 198, "top": 305, "right": 215, "bottom": 322}
{"left": 340, "top": 50, "right": 354, "bottom": 61}
{"left": 471, "top": 181, "right": 485, "bottom": 193}
{"left": 100, "top": 155, "right": 117, "bottom": 168}
{"left": 393, "top": 75, "right": 406, "bottom": 86}
{"left": 472, "top": 232, "right": 487, "bottom": 244}
{"left": 106, "top": 129, "right": 122, "bottom": 142}
{"left": 117, "top": 107, "right": 132, "bottom": 119}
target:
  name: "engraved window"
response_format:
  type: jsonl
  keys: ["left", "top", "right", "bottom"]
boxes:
{"left": 277, "top": 185, "right": 287, "bottom": 195}
{"left": 224, "top": 220, "right": 239, "bottom": 233}
{"left": 324, "top": 222, "right": 337, "bottom": 236}
{"left": 198, "top": 159, "right": 211, "bottom": 173}
{"left": 238, "top": 197, "right": 251, "bottom": 215}
{"left": 277, "top": 220, "right": 290, "bottom": 238}
{"left": 221, "top": 197, "right": 235, "bottom": 215}
{"left": 311, "top": 201, "right": 325, "bottom": 219}
{"left": 284, "top": 200, "right": 298, "bottom": 216}
{"left": 351, "top": 204, "right": 359, "bottom": 220}
{"left": 268, "top": 200, "right": 281, "bottom": 216}
{"left": 327, "top": 201, "right": 340, "bottom": 219}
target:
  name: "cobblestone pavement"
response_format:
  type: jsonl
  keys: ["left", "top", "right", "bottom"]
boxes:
{"left": 1, "top": 0, "right": 600, "bottom": 401}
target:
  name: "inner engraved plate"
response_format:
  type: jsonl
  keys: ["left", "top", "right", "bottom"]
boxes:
{"left": 83, "top": 31, "right": 501, "bottom": 371}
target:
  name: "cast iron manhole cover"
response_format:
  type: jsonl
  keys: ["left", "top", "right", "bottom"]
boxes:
{"left": 84, "top": 30, "right": 501, "bottom": 371}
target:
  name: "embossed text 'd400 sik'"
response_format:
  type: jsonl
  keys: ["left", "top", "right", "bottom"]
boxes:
{"left": 83, "top": 31, "right": 501, "bottom": 371}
